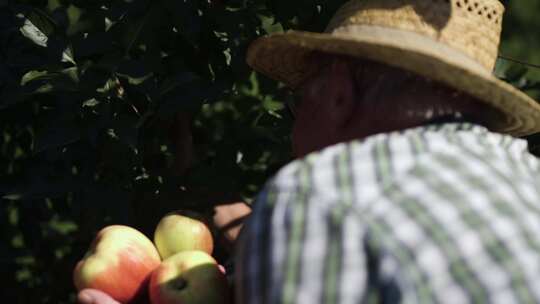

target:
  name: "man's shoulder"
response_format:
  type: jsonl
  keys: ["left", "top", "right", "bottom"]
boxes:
{"left": 272, "top": 122, "right": 538, "bottom": 189}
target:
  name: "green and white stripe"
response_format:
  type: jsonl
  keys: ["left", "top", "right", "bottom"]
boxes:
{"left": 236, "top": 123, "right": 540, "bottom": 304}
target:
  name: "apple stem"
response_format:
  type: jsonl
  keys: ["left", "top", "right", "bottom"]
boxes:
{"left": 173, "top": 278, "right": 188, "bottom": 290}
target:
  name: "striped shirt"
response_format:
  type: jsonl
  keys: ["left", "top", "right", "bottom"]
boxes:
{"left": 235, "top": 122, "right": 540, "bottom": 304}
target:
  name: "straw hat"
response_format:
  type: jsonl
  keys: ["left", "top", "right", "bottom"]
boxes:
{"left": 246, "top": 0, "right": 540, "bottom": 136}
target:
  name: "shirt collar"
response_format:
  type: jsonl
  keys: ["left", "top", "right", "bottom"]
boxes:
{"left": 410, "top": 122, "right": 531, "bottom": 155}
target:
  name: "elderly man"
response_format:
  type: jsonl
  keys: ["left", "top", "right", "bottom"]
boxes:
{"left": 79, "top": 0, "right": 540, "bottom": 303}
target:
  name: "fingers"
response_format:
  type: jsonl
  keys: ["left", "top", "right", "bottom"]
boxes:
{"left": 213, "top": 202, "right": 252, "bottom": 251}
{"left": 218, "top": 264, "right": 227, "bottom": 275}
{"left": 78, "top": 289, "right": 120, "bottom": 304}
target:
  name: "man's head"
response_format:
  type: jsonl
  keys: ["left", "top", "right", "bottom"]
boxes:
{"left": 291, "top": 53, "right": 503, "bottom": 157}
{"left": 249, "top": 0, "right": 540, "bottom": 141}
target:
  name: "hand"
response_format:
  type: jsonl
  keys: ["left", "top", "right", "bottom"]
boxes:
{"left": 77, "top": 289, "right": 120, "bottom": 304}
{"left": 212, "top": 201, "right": 252, "bottom": 252}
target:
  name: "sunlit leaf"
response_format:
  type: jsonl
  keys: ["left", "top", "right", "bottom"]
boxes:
{"left": 20, "top": 70, "right": 48, "bottom": 86}
{"left": 19, "top": 16, "right": 49, "bottom": 47}
{"left": 17, "top": 8, "right": 57, "bottom": 47}
{"left": 62, "top": 45, "right": 76, "bottom": 65}
{"left": 259, "top": 14, "right": 284, "bottom": 34}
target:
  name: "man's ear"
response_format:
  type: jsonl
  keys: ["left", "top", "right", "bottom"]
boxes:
{"left": 326, "top": 60, "right": 356, "bottom": 127}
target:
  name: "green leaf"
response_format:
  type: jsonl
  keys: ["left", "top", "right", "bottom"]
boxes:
{"left": 504, "top": 65, "right": 528, "bottom": 82}
{"left": 18, "top": 16, "right": 49, "bottom": 47}
{"left": 116, "top": 60, "right": 154, "bottom": 85}
{"left": 3, "top": 193, "right": 23, "bottom": 200}
{"left": 259, "top": 14, "right": 284, "bottom": 34}
{"left": 17, "top": 8, "right": 57, "bottom": 47}
{"left": 20, "top": 68, "right": 79, "bottom": 95}
{"left": 262, "top": 96, "right": 284, "bottom": 112}
{"left": 25, "top": 8, "right": 57, "bottom": 36}
{"left": 522, "top": 81, "right": 540, "bottom": 92}
{"left": 62, "top": 45, "right": 76, "bottom": 65}
{"left": 118, "top": 72, "right": 153, "bottom": 85}
{"left": 82, "top": 98, "right": 100, "bottom": 107}
{"left": 20, "top": 70, "right": 48, "bottom": 86}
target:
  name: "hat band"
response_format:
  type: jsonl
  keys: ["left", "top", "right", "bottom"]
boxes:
{"left": 329, "top": 24, "right": 492, "bottom": 77}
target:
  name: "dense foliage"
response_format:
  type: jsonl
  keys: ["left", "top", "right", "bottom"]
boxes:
{"left": 1, "top": 0, "right": 539, "bottom": 302}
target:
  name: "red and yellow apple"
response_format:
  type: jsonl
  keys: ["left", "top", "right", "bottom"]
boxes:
{"left": 73, "top": 225, "right": 161, "bottom": 303}
{"left": 153, "top": 212, "right": 213, "bottom": 259}
{"left": 149, "top": 250, "right": 229, "bottom": 304}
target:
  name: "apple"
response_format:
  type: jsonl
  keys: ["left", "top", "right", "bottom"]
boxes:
{"left": 149, "top": 250, "right": 229, "bottom": 304}
{"left": 153, "top": 212, "right": 214, "bottom": 259}
{"left": 73, "top": 225, "right": 161, "bottom": 303}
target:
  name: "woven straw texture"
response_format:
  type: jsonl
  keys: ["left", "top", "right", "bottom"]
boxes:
{"left": 247, "top": 0, "right": 540, "bottom": 137}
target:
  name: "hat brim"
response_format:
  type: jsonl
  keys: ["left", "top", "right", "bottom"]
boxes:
{"left": 246, "top": 25, "right": 540, "bottom": 137}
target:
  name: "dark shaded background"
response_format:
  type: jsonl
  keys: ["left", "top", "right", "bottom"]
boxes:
{"left": 0, "top": 0, "right": 539, "bottom": 303}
